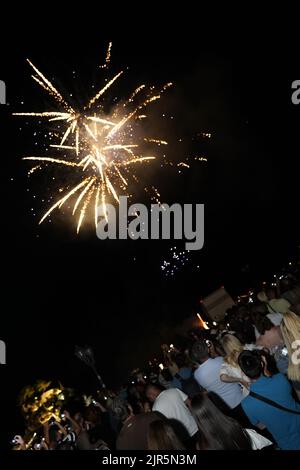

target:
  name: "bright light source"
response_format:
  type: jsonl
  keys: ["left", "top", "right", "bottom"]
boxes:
{"left": 197, "top": 313, "right": 209, "bottom": 329}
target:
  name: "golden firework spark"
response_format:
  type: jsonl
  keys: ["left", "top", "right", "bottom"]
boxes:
{"left": 14, "top": 43, "right": 172, "bottom": 232}
{"left": 197, "top": 313, "right": 209, "bottom": 330}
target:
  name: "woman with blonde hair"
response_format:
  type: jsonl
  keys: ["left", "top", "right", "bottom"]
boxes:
{"left": 220, "top": 334, "right": 251, "bottom": 395}
{"left": 280, "top": 310, "right": 300, "bottom": 399}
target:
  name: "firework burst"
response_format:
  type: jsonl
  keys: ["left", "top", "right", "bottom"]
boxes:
{"left": 14, "top": 43, "right": 172, "bottom": 232}
{"left": 161, "top": 246, "right": 191, "bottom": 277}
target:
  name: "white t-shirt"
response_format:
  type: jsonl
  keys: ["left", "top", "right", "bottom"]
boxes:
{"left": 220, "top": 362, "right": 250, "bottom": 397}
{"left": 194, "top": 357, "right": 244, "bottom": 409}
{"left": 245, "top": 429, "right": 273, "bottom": 450}
{"left": 152, "top": 388, "right": 198, "bottom": 437}
{"left": 267, "top": 312, "right": 283, "bottom": 326}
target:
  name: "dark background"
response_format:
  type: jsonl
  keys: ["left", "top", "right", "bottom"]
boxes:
{"left": 1, "top": 14, "right": 300, "bottom": 446}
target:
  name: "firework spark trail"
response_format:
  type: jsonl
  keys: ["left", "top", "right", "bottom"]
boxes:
{"left": 99, "top": 42, "right": 112, "bottom": 69}
{"left": 94, "top": 184, "right": 101, "bottom": 227}
{"left": 107, "top": 83, "right": 172, "bottom": 139}
{"left": 106, "top": 175, "right": 119, "bottom": 202}
{"left": 87, "top": 116, "right": 115, "bottom": 126}
{"left": 144, "top": 138, "right": 168, "bottom": 145}
{"left": 121, "top": 156, "right": 155, "bottom": 166}
{"left": 15, "top": 43, "right": 173, "bottom": 232}
{"left": 23, "top": 156, "right": 81, "bottom": 167}
{"left": 50, "top": 144, "right": 77, "bottom": 150}
{"left": 77, "top": 186, "right": 94, "bottom": 233}
{"left": 72, "top": 177, "right": 96, "bottom": 215}
{"left": 101, "top": 182, "right": 107, "bottom": 222}
{"left": 39, "top": 179, "right": 90, "bottom": 224}
{"left": 13, "top": 112, "right": 70, "bottom": 118}
{"left": 60, "top": 124, "right": 72, "bottom": 145}
{"left": 75, "top": 129, "right": 79, "bottom": 156}
{"left": 28, "top": 165, "right": 42, "bottom": 175}
{"left": 27, "top": 59, "right": 73, "bottom": 113}
{"left": 87, "top": 71, "right": 124, "bottom": 108}
{"left": 114, "top": 166, "right": 128, "bottom": 186}
{"left": 125, "top": 84, "right": 146, "bottom": 105}
{"left": 177, "top": 162, "right": 190, "bottom": 168}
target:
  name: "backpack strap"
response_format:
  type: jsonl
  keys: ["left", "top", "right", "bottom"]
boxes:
{"left": 249, "top": 391, "right": 300, "bottom": 415}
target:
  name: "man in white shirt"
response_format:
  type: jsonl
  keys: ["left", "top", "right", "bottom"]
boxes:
{"left": 190, "top": 340, "right": 244, "bottom": 409}
{"left": 145, "top": 384, "right": 198, "bottom": 439}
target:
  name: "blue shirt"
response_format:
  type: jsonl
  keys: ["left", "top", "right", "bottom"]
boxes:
{"left": 170, "top": 367, "right": 193, "bottom": 390}
{"left": 194, "top": 357, "right": 244, "bottom": 409}
{"left": 242, "top": 373, "right": 300, "bottom": 450}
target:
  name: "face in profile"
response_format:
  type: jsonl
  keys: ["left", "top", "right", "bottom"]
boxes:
{"left": 146, "top": 387, "right": 159, "bottom": 403}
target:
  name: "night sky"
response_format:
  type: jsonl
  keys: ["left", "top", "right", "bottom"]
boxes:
{"left": 1, "top": 19, "right": 300, "bottom": 444}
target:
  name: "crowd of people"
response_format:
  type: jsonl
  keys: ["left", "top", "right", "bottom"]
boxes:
{"left": 11, "top": 266, "right": 300, "bottom": 451}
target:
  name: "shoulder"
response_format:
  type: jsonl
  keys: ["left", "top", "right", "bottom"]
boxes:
{"left": 212, "top": 356, "right": 224, "bottom": 368}
{"left": 272, "top": 372, "right": 291, "bottom": 388}
{"left": 214, "top": 356, "right": 224, "bottom": 364}
{"left": 154, "top": 389, "right": 171, "bottom": 403}
{"left": 153, "top": 391, "right": 171, "bottom": 411}
{"left": 165, "top": 387, "right": 185, "bottom": 398}
{"left": 175, "top": 387, "right": 188, "bottom": 401}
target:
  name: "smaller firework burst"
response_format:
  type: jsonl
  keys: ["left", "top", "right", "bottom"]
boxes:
{"left": 160, "top": 246, "right": 190, "bottom": 277}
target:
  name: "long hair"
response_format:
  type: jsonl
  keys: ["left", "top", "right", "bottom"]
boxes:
{"left": 221, "top": 334, "right": 244, "bottom": 367}
{"left": 147, "top": 420, "right": 186, "bottom": 450}
{"left": 191, "top": 394, "right": 252, "bottom": 450}
{"left": 280, "top": 310, "right": 300, "bottom": 381}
